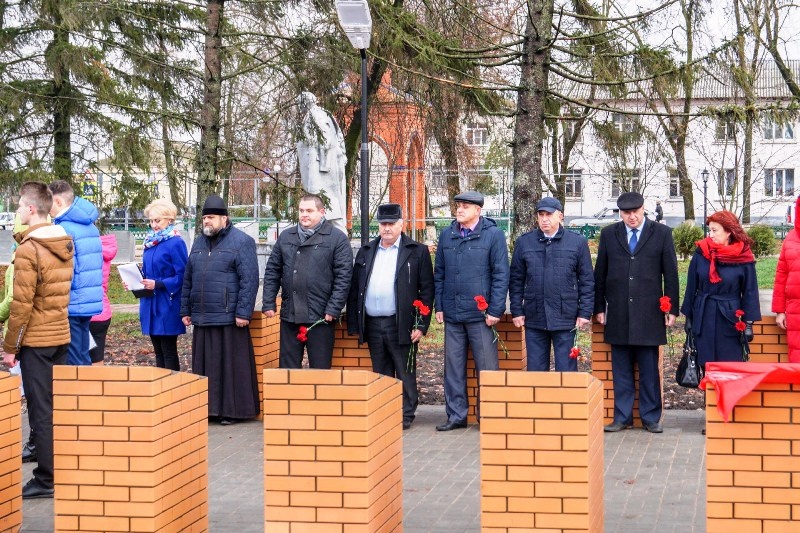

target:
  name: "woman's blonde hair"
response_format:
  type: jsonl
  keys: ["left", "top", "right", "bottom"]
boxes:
{"left": 144, "top": 198, "right": 178, "bottom": 222}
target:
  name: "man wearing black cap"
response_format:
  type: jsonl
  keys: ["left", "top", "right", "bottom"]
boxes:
{"left": 434, "top": 191, "right": 509, "bottom": 431}
{"left": 509, "top": 197, "right": 594, "bottom": 371}
{"left": 594, "top": 191, "right": 679, "bottom": 434}
{"left": 347, "top": 204, "right": 434, "bottom": 430}
{"left": 181, "top": 194, "right": 261, "bottom": 425}
{"left": 262, "top": 193, "right": 353, "bottom": 369}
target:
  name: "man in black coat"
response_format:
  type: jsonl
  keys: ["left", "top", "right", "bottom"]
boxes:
{"left": 348, "top": 204, "right": 434, "bottom": 430}
{"left": 594, "top": 192, "right": 679, "bottom": 434}
{"left": 262, "top": 193, "right": 353, "bottom": 369}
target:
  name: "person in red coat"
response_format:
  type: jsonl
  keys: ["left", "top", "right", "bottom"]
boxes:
{"left": 772, "top": 196, "right": 800, "bottom": 362}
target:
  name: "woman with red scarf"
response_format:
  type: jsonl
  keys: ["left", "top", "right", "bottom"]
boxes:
{"left": 681, "top": 211, "right": 760, "bottom": 367}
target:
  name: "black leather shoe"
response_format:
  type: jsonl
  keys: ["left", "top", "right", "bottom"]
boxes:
{"left": 436, "top": 420, "right": 467, "bottom": 431}
{"left": 22, "top": 478, "right": 53, "bottom": 499}
{"left": 644, "top": 422, "right": 663, "bottom": 434}
{"left": 21, "top": 442, "right": 37, "bottom": 463}
{"left": 604, "top": 422, "right": 633, "bottom": 433}
{"left": 219, "top": 418, "right": 237, "bottom": 426}
{"left": 403, "top": 420, "right": 412, "bottom": 430}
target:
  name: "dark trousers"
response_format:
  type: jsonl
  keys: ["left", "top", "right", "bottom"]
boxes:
{"left": 364, "top": 315, "right": 418, "bottom": 422}
{"left": 525, "top": 327, "right": 577, "bottom": 372}
{"left": 151, "top": 335, "right": 180, "bottom": 371}
{"left": 443, "top": 321, "right": 499, "bottom": 423}
{"left": 89, "top": 319, "right": 111, "bottom": 363}
{"left": 67, "top": 316, "right": 92, "bottom": 366}
{"left": 279, "top": 320, "right": 334, "bottom": 369}
{"left": 20, "top": 344, "right": 69, "bottom": 489}
{"left": 610, "top": 344, "right": 662, "bottom": 426}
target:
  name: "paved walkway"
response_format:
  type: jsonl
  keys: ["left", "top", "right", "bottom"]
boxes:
{"left": 18, "top": 406, "right": 706, "bottom": 532}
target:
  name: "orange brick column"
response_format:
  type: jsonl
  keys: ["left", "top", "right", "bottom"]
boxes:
{"left": 480, "top": 371, "right": 604, "bottom": 531}
{"left": 748, "top": 317, "right": 788, "bottom": 363}
{"left": 590, "top": 322, "right": 664, "bottom": 426}
{"left": 0, "top": 372, "right": 21, "bottom": 532}
{"left": 251, "top": 309, "right": 282, "bottom": 419}
{"left": 263, "top": 369, "right": 402, "bottom": 532}
{"left": 706, "top": 377, "right": 799, "bottom": 532}
{"left": 52, "top": 366, "right": 208, "bottom": 532}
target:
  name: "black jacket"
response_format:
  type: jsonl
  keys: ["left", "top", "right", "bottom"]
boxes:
{"left": 347, "top": 234, "right": 435, "bottom": 345}
{"left": 262, "top": 220, "right": 353, "bottom": 323}
{"left": 509, "top": 226, "right": 594, "bottom": 330}
{"left": 180, "top": 223, "right": 259, "bottom": 326}
{"left": 593, "top": 220, "right": 679, "bottom": 345}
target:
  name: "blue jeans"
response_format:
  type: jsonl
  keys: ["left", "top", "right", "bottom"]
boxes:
{"left": 443, "top": 321, "right": 499, "bottom": 423}
{"left": 67, "top": 316, "right": 92, "bottom": 366}
{"left": 525, "top": 328, "right": 577, "bottom": 372}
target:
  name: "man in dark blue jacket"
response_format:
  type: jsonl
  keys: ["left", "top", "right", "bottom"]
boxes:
{"left": 181, "top": 195, "right": 260, "bottom": 425}
{"left": 434, "top": 191, "right": 509, "bottom": 431}
{"left": 509, "top": 197, "right": 594, "bottom": 372}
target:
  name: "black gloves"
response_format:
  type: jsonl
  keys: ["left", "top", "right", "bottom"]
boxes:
{"left": 744, "top": 322, "right": 754, "bottom": 343}
{"left": 684, "top": 316, "right": 692, "bottom": 333}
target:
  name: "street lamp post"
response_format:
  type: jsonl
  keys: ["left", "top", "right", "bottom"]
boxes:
{"left": 334, "top": 0, "right": 373, "bottom": 246}
{"left": 702, "top": 168, "right": 709, "bottom": 236}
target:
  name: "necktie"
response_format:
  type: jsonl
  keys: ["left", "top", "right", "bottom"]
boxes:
{"left": 461, "top": 227, "right": 471, "bottom": 238}
{"left": 629, "top": 228, "right": 638, "bottom": 253}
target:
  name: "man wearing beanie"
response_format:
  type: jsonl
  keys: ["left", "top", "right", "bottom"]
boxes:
{"left": 262, "top": 193, "right": 352, "bottom": 368}
{"left": 180, "top": 195, "right": 261, "bottom": 425}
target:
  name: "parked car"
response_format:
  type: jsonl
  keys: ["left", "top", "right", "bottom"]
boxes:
{"left": 0, "top": 212, "right": 14, "bottom": 230}
{"left": 566, "top": 208, "right": 621, "bottom": 227}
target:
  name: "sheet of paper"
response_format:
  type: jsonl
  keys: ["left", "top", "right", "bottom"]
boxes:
{"left": 117, "top": 263, "right": 145, "bottom": 291}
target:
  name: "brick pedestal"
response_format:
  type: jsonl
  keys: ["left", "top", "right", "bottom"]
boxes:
{"left": 251, "top": 310, "right": 282, "bottom": 419}
{"left": 748, "top": 317, "right": 788, "bottom": 362}
{"left": 480, "top": 371, "right": 604, "bottom": 532}
{"left": 0, "top": 372, "right": 21, "bottom": 532}
{"left": 590, "top": 322, "right": 664, "bottom": 426}
{"left": 52, "top": 366, "right": 208, "bottom": 532}
{"left": 706, "top": 377, "right": 800, "bottom": 532}
{"left": 263, "top": 369, "right": 402, "bottom": 532}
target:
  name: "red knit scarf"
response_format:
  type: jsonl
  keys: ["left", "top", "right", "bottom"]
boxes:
{"left": 696, "top": 237, "right": 755, "bottom": 283}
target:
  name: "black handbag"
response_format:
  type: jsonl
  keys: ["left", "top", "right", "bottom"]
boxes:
{"left": 676, "top": 331, "right": 703, "bottom": 388}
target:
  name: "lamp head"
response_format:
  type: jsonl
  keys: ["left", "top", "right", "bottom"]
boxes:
{"left": 702, "top": 169, "right": 709, "bottom": 183}
{"left": 335, "top": 0, "right": 373, "bottom": 49}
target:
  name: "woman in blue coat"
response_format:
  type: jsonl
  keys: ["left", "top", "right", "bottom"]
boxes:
{"left": 681, "top": 210, "right": 760, "bottom": 367}
{"left": 139, "top": 199, "right": 188, "bottom": 371}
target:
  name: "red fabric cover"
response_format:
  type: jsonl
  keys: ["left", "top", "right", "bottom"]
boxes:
{"left": 700, "top": 362, "right": 800, "bottom": 422}
{"left": 771, "top": 196, "right": 800, "bottom": 362}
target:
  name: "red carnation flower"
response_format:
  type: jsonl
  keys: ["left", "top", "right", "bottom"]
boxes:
{"left": 659, "top": 296, "right": 671, "bottom": 314}
{"left": 735, "top": 321, "right": 747, "bottom": 332}
{"left": 419, "top": 305, "right": 431, "bottom": 316}
{"left": 569, "top": 347, "right": 580, "bottom": 359}
{"left": 413, "top": 300, "right": 424, "bottom": 309}
{"left": 474, "top": 295, "right": 489, "bottom": 312}
{"left": 735, "top": 309, "right": 745, "bottom": 318}
{"left": 297, "top": 326, "right": 309, "bottom": 341}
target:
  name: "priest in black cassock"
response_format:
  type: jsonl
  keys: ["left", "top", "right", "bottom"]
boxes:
{"left": 180, "top": 195, "right": 260, "bottom": 425}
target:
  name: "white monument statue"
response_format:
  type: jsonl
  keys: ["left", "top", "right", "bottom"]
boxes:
{"left": 296, "top": 92, "right": 347, "bottom": 233}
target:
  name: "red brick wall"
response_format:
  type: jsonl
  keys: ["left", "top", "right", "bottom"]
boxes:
{"left": 0, "top": 372, "right": 21, "bottom": 532}
{"left": 480, "top": 371, "right": 604, "bottom": 532}
{"left": 52, "top": 366, "right": 208, "bottom": 532}
{"left": 706, "top": 377, "right": 799, "bottom": 532}
{"left": 263, "top": 369, "right": 403, "bottom": 532}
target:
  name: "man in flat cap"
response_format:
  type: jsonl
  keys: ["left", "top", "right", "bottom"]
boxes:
{"left": 263, "top": 193, "right": 352, "bottom": 369}
{"left": 509, "top": 197, "right": 594, "bottom": 371}
{"left": 347, "top": 204, "right": 434, "bottom": 430}
{"left": 434, "top": 191, "right": 509, "bottom": 431}
{"left": 594, "top": 191, "right": 679, "bottom": 433}
{"left": 181, "top": 195, "right": 261, "bottom": 425}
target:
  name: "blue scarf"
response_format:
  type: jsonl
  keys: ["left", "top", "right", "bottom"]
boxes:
{"left": 143, "top": 225, "right": 180, "bottom": 249}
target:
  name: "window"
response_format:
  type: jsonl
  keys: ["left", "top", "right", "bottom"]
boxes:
{"left": 611, "top": 113, "right": 635, "bottom": 133}
{"left": 715, "top": 117, "right": 736, "bottom": 142}
{"left": 564, "top": 169, "right": 583, "bottom": 198}
{"left": 611, "top": 169, "right": 640, "bottom": 197}
{"left": 465, "top": 122, "right": 488, "bottom": 146}
{"left": 765, "top": 168, "right": 795, "bottom": 197}
{"left": 669, "top": 170, "right": 681, "bottom": 198}
{"left": 718, "top": 169, "right": 736, "bottom": 197}
{"left": 763, "top": 119, "right": 794, "bottom": 140}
